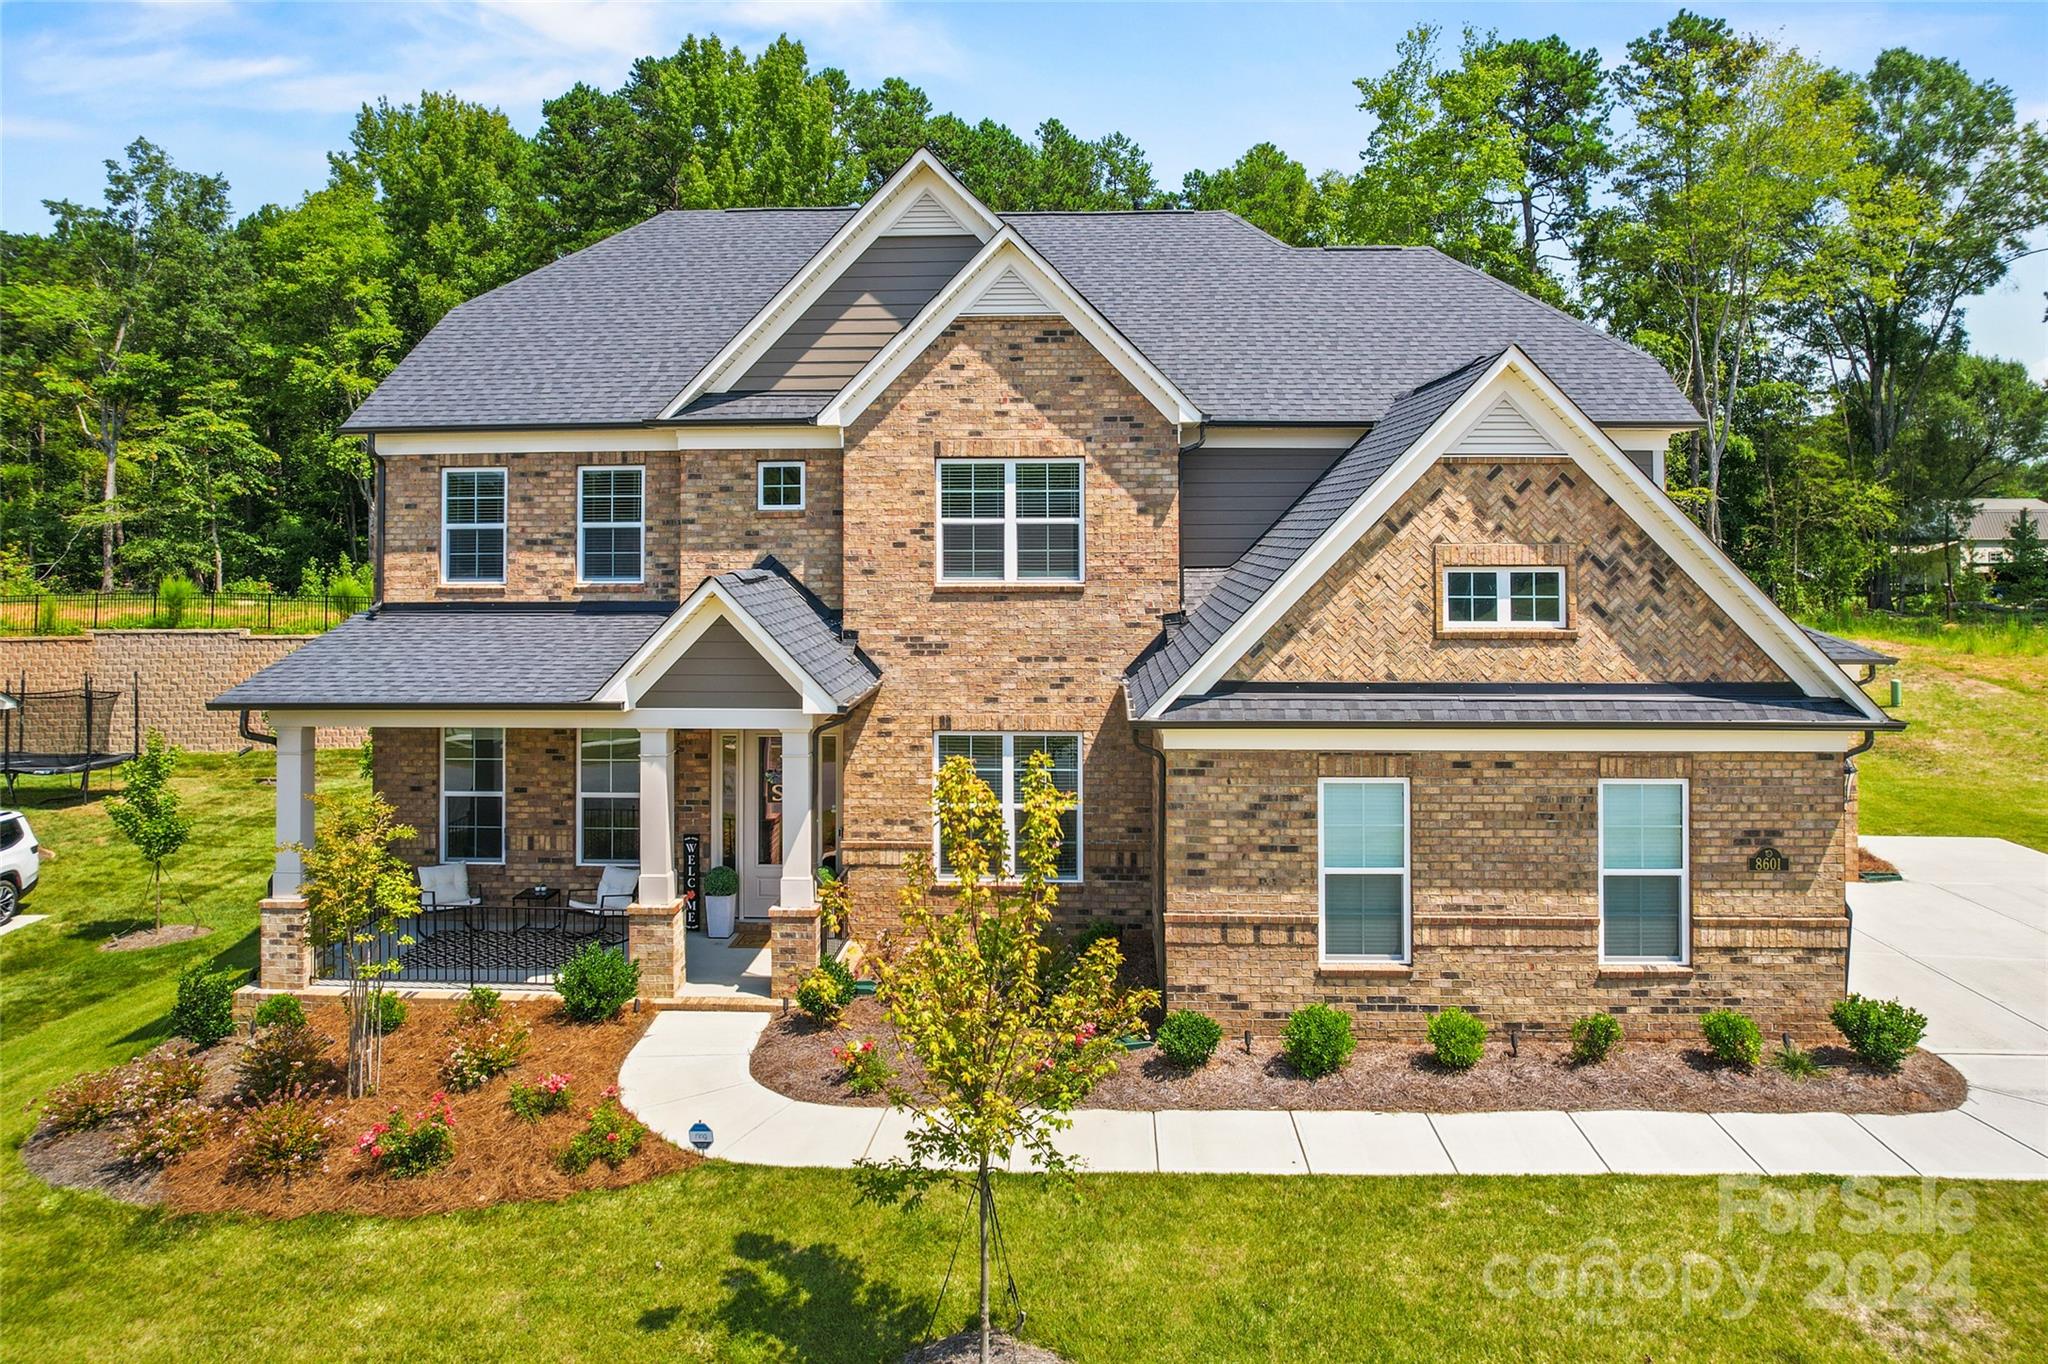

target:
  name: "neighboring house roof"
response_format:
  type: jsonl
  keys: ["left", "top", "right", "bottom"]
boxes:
{"left": 707, "top": 558, "right": 880, "bottom": 709}
{"left": 208, "top": 603, "right": 674, "bottom": 709}
{"left": 1126, "top": 350, "right": 1501, "bottom": 717}
{"left": 1147, "top": 683, "right": 1895, "bottom": 730}
{"left": 1966, "top": 498, "right": 2048, "bottom": 544}
{"left": 1800, "top": 626, "right": 1898, "bottom": 667}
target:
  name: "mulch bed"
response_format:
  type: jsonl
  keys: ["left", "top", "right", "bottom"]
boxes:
{"left": 904, "top": 1329, "right": 1068, "bottom": 1363}
{"left": 1858, "top": 845, "right": 1901, "bottom": 877}
{"left": 25, "top": 998, "right": 693, "bottom": 1219}
{"left": 99, "top": 923, "right": 212, "bottom": 952}
{"left": 753, "top": 997, "right": 1965, "bottom": 1116}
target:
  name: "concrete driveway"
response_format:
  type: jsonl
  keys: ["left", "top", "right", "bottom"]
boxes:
{"left": 1854, "top": 836, "right": 2048, "bottom": 1158}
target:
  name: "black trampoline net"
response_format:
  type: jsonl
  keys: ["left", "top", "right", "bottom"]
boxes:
{"left": 2, "top": 686, "right": 133, "bottom": 771}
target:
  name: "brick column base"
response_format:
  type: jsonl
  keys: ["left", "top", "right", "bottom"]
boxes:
{"left": 769, "top": 904, "right": 822, "bottom": 999}
{"left": 258, "top": 898, "right": 313, "bottom": 990}
{"left": 628, "top": 901, "right": 686, "bottom": 1000}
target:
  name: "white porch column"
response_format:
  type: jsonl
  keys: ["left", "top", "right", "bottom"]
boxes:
{"left": 637, "top": 728, "right": 678, "bottom": 904}
{"left": 778, "top": 726, "right": 816, "bottom": 908}
{"left": 272, "top": 724, "right": 316, "bottom": 898}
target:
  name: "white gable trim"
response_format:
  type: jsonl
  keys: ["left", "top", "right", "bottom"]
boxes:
{"left": 659, "top": 151, "right": 1001, "bottom": 419}
{"left": 817, "top": 229, "right": 1205, "bottom": 429}
{"left": 596, "top": 580, "right": 839, "bottom": 715}
{"left": 1147, "top": 347, "right": 1884, "bottom": 723}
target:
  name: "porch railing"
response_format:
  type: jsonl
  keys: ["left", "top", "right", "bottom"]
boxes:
{"left": 314, "top": 902, "right": 629, "bottom": 990}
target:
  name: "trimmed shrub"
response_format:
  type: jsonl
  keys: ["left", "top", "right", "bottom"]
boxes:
{"left": 357, "top": 1092, "right": 455, "bottom": 1177}
{"left": 444, "top": 1011, "right": 531, "bottom": 1091}
{"left": 1569, "top": 1013, "right": 1624, "bottom": 1065}
{"left": 1701, "top": 1009, "right": 1763, "bottom": 1069}
{"left": 228, "top": 1089, "right": 338, "bottom": 1182}
{"left": 42, "top": 1068, "right": 125, "bottom": 1134}
{"left": 556, "top": 943, "right": 640, "bottom": 1021}
{"left": 703, "top": 865, "right": 740, "bottom": 897}
{"left": 117, "top": 1099, "right": 221, "bottom": 1166}
{"left": 235, "top": 1021, "right": 335, "bottom": 1102}
{"left": 507, "top": 1072, "right": 575, "bottom": 1122}
{"left": 557, "top": 1090, "right": 646, "bottom": 1174}
{"left": 1426, "top": 1008, "right": 1488, "bottom": 1071}
{"left": 1155, "top": 1009, "right": 1224, "bottom": 1069}
{"left": 368, "top": 988, "right": 408, "bottom": 1034}
{"left": 1282, "top": 1004, "right": 1356, "bottom": 1079}
{"left": 1830, "top": 995, "right": 1929, "bottom": 1073}
{"left": 796, "top": 961, "right": 856, "bottom": 1025}
{"left": 252, "top": 994, "right": 306, "bottom": 1030}
{"left": 171, "top": 964, "right": 240, "bottom": 1048}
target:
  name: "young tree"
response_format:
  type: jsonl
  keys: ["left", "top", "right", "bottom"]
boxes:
{"left": 856, "top": 752, "right": 1154, "bottom": 1361}
{"left": 1996, "top": 509, "right": 2048, "bottom": 604}
{"left": 106, "top": 730, "right": 195, "bottom": 930}
{"left": 295, "top": 790, "right": 421, "bottom": 1097}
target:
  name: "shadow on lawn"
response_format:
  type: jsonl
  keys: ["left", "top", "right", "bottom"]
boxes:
{"left": 711, "top": 1230, "right": 925, "bottom": 1361}
{"left": 111, "top": 926, "right": 260, "bottom": 1047}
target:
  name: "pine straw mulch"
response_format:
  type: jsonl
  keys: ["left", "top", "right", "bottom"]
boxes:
{"left": 25, "top": 998, "right": 694, "bottom": 1219}
{"left": 1858, "top": 845, "right": 1902, "bottom": 877}
{"left": 752, "top": 997, "right": 1966, "bottom": 1116}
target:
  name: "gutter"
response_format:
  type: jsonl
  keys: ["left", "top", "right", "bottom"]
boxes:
{"left": 370, "top": 434, "right": 386, "bottom": 607}
{"left": 1130, "top": 714, "right": 1170, "bottom": 994}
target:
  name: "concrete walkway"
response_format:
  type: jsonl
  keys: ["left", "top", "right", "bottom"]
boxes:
{"left": 619, "top": 837, "right": 2046, "bottom": 1179}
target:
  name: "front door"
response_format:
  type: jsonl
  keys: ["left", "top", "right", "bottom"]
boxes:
{"left": 738, "top": 732, "right": 783, "bottom": 920}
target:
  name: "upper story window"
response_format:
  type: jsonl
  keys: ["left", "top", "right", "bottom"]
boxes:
{"left": 1599, "top": 779, "right": 1689, "bottom": 964}
{"left": 442, "top": 469, "right": 506, "bottom": 584}
{"left": 1443, "top": 567, "right": 1565, "bottom": 629}
{"left": 937, "top": 459, "right": 1083, "bottom": 583}
{"left": 934, "top": 732, "right": 1082, "bottom": 881}
{"left": 758, "top": 461, "right": 806, "bottom": 511}
{"left": 579, "top": 466, "right": 644, "bottom": 583}
{"left": 1318, "top": 778, "right": 1410, "bottom": 963}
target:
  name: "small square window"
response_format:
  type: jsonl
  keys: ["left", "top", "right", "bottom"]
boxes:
{"left": 758, "top": 462, "right": 806, "bottom": 511}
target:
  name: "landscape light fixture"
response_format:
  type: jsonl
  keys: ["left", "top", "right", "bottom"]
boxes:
{"left": 1243, "top": 1029, "right": 1252, "bottom": 1056}
{"left": 1508, "top": 1023, "right": 1521, "bottom": 1058}
{"left": 688, "top": 1121, "right": 713, "bottom": 1153}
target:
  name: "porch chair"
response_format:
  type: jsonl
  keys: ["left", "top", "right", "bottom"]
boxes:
{"left": 569, "top": 864, "right": 640, "bottom": 916}
{"left": 417, "top": 863, "right": 480, "bottom": 910}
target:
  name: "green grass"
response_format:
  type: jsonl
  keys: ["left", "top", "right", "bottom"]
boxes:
{"left": 5, "top": 761, "right": 2046, "bottom": 1361}
{"left": 1805, "top": 607, "right": 2048, "bottom": 658}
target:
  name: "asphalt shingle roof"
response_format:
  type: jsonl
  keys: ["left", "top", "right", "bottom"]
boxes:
{"left": 1125, "top": 351, "right": 1501, "bottom": 717}
{"left": 711, "top": 558, "right": 880, "bottom": 709}
{"left": 1148, "top": 683, "right": 1891, "bottom": 729}
{"left": 671, "top": 391, "right": 832, "bottom": 424}
{"left": 1800, "top": 626, "right": 1898, "bottom": 667}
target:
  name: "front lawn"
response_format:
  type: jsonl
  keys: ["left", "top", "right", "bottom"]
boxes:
{"left": 4, "top": 757, "right": 2045, "bottom": 1362}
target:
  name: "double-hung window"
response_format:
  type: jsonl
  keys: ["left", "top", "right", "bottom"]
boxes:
{"left": 442, "top": 469, "right": 506, "bottom": 583}
{"left": 757, "top": 461, "right": 805, "bottom": 510}
{"left": 578, "top": 729, "right": 640, "bottom": 865}
{"left": 578, "top": 466, "right": 644, "bottom": 583}
{"left": 937, "top": 459, "right": 1082, "bottom": 582}
{"left": 933, "top": 733, "right": 1082, "bottom": 881}
{"left": 1443, "top": 567, "right": 1565, "bottom": 627}
{"left": 441, "top": 727, "right": 504, "bottom": 863}
{"left": 1599, "top": 779, "right": 1689, "bottom": 963}
{"left": 1318, "top": 779, "right": 1410, "bottom": 962}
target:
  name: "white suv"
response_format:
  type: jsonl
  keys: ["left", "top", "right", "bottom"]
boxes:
{"left": 0, "top": 810, "right": 39, "bottom": 925}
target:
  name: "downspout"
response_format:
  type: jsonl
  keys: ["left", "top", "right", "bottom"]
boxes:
{"left": 239, "top": 710, "right": 276, "bottom": 747}
{"left": 1841, "top": 729, "right": 1877, "bottom": 993}
{"left": 369, "top": 435, "right": 386, "bottom": 607}
{"left": 1131, "top": 716, "right": 1169, "bottom": 999}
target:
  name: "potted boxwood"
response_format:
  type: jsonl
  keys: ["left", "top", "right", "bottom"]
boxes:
{"left": 703, "top": 865, "right": 739, "bottom": 938}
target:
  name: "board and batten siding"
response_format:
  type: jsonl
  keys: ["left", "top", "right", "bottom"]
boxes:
{"left": 1179, "top": 448, "right": 1344, "bottom": 568}
{"left": 639, "top": 618, "right": 799, "bottom": 708}
{"left": 733, "top": 234, "right": 982, "bottom": 393}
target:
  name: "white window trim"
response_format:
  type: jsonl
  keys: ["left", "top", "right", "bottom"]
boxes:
{"left": 1597, "top": 777, "right": 1691, "bottom": 965}
{"left": 935, "top": 458, "right": 1085, "bottom": 584}
{"left": 575, "top": 728, "right": 641, "bottom": 867}
{"left": 440, "top": 726, "right": 505, "bottom": 865}
{"left": 1316, "top": 777, "right": 1412, "bottom": 966}
{"left": 931, "top": 732, "right": 1084, "bottom": 884}
{"left": 1441, "top": 565, "right": 1567, "bottom": 630}
{"left": 756, "top": 460, "right": 807, "bottom": 511}
{"left": 577, "top": 465, "right": 646, "bottom": 585}
{"left": 440, "top": 467, "right": 507, "bottom": 586}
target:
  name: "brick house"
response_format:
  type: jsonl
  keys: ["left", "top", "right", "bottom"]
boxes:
{"left": 214, "top": 152, "right": 1898, "bottom": 1038}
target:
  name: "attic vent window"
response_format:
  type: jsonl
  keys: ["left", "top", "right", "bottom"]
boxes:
{"left": 1442, "top": 567, "right": 1565, "bottom": 629}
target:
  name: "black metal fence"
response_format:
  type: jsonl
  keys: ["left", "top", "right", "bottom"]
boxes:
{"left": 0, "top": 590, "right": 358, "bottom": 636}
{"left": 314, "top": 902, "right": 629, "bottom": 990}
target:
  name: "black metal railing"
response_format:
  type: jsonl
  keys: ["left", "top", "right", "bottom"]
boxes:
{"left": 0, "top": 590, "right": 359, "bottom": 636}
{"left": 315, "top": 902, "right": 629, "bottom": 990}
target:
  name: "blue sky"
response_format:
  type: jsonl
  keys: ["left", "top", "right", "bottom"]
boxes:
{"left": 3, "top": 1, "right": 2042, "bottom": 371}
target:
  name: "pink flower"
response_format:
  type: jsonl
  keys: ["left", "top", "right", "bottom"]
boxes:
{"left": 602, "top": 1084, "right": 620, "bottom": 1099}
{"left": 606, "top": 1131, "right": 620, "bottom": 1143}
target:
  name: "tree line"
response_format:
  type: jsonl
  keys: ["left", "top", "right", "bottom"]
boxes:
{"left": 3, "top": 14, "right": 2044, "bottom": 611}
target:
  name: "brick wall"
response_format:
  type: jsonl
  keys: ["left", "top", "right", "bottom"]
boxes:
{"left": 834, "top": 317, "right": 1181, "bottom": 935}
{"left": 1228, "top": 458, "right": 1787, "bottom": 685}
{"left": 1163, "top": 747, "right": 1850, "bottom": 1040}
{"left": 0, "top": 630, "right": 364, "bottom": 752}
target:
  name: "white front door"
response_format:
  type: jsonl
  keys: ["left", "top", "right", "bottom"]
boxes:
{"left": 738, "top": 732, "right": 783, "bottom": 920}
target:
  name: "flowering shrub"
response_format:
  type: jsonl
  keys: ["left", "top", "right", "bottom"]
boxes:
{"left": 832, "top": 1039, "right": 893, "bottom": 1096}
{"left": 443, "top": 1011, "right": 531, "bottom": 1091}
{"left": 228, "top": 1088, "right": 338, "bottom": 1182}
{"left": 117, "top": 1099, "right": 221, "bottom": 1166}
{"left": 556, "top": 1089, "right": 646, "bottom": 1174}
{"left": 122, "top": 1053, "right": 207, "bottom": 1112}
{"left": 234, "top": 1021, "right": 335, "bottom": 1102}
{"left": 506, "top": 1072, "right": 575, "bottom": 1122}
{"left": 41, "top": 1067, "right": 126, "bottom": 1134}
{"left": 358, "top": 1092, "right": 456, "bottom": 1177}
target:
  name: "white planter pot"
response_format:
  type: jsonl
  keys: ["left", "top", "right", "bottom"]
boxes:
{"left": 705, "top": 894, "right": 737, "bottom": 939}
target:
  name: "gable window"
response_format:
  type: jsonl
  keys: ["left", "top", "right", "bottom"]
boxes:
{"left": 1443, "top": 567, "right": 1565, "bottom": 628}
{"left": 937, "top": 459, "right": 1083, "bottom": 583}
{"left": 579, "top": 466, "right": 644, "bottom": 583}
{"left": 442, "top": 469, "right": 506, "bottom": 584}
{"left": 1318, "top": 778, "right": 1410, "bottom": 963}
{"left": 933, "top": 733, "right": 1082, "bottom": 881}
{"left": 578, "top": 729, "right": 640, "bottom": 865}
{"left": 757, "top": 461, "right": 806, "bottom": 511}
{"left": 1600, "top": 780, "right": 1689, "bottom": 963}
{"left": 441, "top": 728, "right": 504, "bottom": 863}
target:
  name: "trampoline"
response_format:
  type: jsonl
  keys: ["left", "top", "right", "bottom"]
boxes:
{"left": 1, "top": 672, "right": 140, "bottom": 801}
